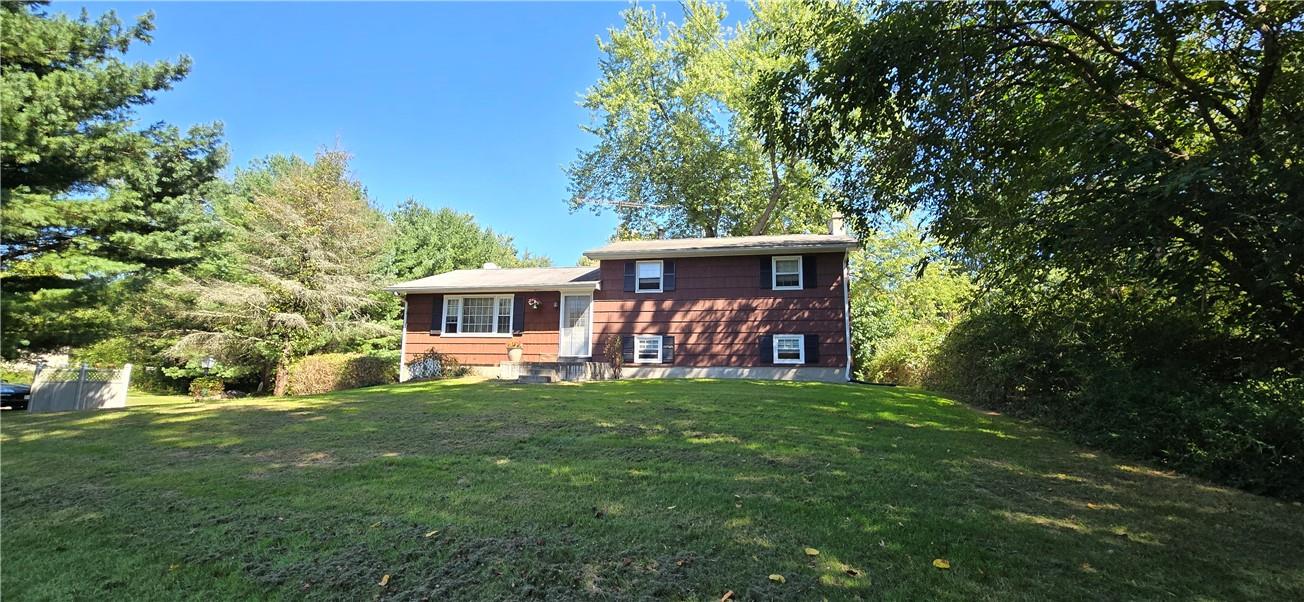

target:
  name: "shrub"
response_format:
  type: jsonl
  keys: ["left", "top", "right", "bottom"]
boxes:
{"left": 0, "top": 363, "right": 33, "bottom": 384}
{"left": 286, "top": 353, "right": 398, "bottom": 395}
{"left": 405, "top": 350, "right": 467, "bottom": 381}
{"left": 927, "top": 288, "right": 1304, "bottom": 500}
{"left": 189, "top": 376, "right": 225, "bottom": 401}
{"left": 602, "top": 335, "right": 624, "bottom": 378}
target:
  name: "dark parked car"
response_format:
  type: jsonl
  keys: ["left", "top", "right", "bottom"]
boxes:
{"left": 1, "top": 382, "right": 32, "bottom": 410}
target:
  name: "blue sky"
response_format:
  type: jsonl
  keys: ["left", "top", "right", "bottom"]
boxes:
{"left": 74, "top": 1, "right": 752, "bottom": 265}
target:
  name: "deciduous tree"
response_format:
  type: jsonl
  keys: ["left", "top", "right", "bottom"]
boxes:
{"left": 568, "top": 0, "right": 828, "bottom": 238}
{"left": 162, "top": 152, "right": 390, "bottom": 395}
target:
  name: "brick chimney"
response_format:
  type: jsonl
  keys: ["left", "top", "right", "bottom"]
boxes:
{"left": 828, "top": 213, "right": 846, "bottom": 236}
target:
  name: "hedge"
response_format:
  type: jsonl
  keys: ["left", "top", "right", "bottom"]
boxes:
{"left": 286, "top": 353, "right": 398, "bottom": 396}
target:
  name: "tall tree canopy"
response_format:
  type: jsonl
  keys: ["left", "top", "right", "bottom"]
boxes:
{"left": 567, "top": 0, "right": 828, "bottom": 238}
{"left": 382, "top": 200, "right": 550, "bottom": 283}
{"left": 0, "top": 1, "right": 226, "bottom": 358}
{"left": 161, "top": 152, "right": 390, "bottom": 395}
{"left": 750, "top": 1, "right": 1304, "bottom": 367}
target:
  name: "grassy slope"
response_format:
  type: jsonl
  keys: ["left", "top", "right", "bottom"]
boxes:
{"left": 2, "top": 379, "right": 1301, "bottom": 601}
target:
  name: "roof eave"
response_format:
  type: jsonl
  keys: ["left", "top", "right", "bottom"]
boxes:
{"left": 384, "top": 282, "right": 602, "bottom": 294}
{"left": 583, "top": 243, "right": 859, "bottom": 261}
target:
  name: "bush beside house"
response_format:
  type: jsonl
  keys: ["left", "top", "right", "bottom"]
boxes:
{"left": 286, "top": 353, "right": 398, "bottom": 396}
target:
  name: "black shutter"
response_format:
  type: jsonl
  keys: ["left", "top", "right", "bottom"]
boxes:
{"left": 663, "top": 260, "right": 676, "bottom": 291}
{"left": 512, "top": 296, "right": 525, "bottom": 335}
{"left": 759, "top": 256, "right": 772, "bottom": 289}
{"left": 760, "top": 334, "right": 773, "bottom": 364}
{"left": 804, "top": 334, "right": 820, "bottom": 364}
{"left": 803, "top": 255, "right": 818, "bottom": 289}
{"left": 621, "top": 335, "right": 635, "bottom": 363}
{"left": 428, "top": 294, "right": 443, "bottom": 334}
{"left": 661, "top": 336, "right": 674, "bottom": 364}
{"left": 623, "top": 261, "right": 636, "bottom": 292}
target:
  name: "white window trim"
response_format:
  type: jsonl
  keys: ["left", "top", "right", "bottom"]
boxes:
{"left": 772, "top": 255, "right": 803, "bottom": 290}
{"left": 773, "top": 334, "right": 805, "bottom": 364}
{"left": 441, "top": 294, "right": 514, "bottom": 338}
{"left": 635, "top": 259, "right": 664, "bottom": 293}
{"left": 633, "top": 334, "right": 663, "bottom": 364}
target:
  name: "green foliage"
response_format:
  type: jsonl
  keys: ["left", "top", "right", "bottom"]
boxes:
{"left": 382, "top": 199, "right": 549, "bottom": 282}
{"left": 155, "top": 151, "right": 393, "bottom": 395}
{"left": 568, "top": 0, "right": 829, "bottom": 237}
{"left": 129, "top": 366, "right": 188, "bottom": 395}
{"left": 929, "top": 287, "right": 1304, "bottom": 500}
{"left": 748, "top": 0, "right": 1304, "bottom": 499}
{"left": 849, "top": 224, "right": 973, "bottom": 385}
{"left": 0, "top": 2, "right": 226, "bottom": 359}
{"left": 751, "top": 1, "right": 1304, "bottom": 366}
{"left": 188, "top": 376, "right": 224, "bottom": 401}
{"left": 0, "top": 363, "right": 33, "bottom": 384}
{"left": 285, "top": 352, "right": 397, "bottom": 396}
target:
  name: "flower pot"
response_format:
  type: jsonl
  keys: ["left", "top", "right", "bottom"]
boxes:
{"left": 507, "top": 347, "right": 524, "bottom": 362}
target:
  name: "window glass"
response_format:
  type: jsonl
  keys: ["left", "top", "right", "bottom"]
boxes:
{"left": 496, "top": 297, "right": 512, "bottom": 333}
{"left": 444, "top": 298, "right": 460, "bottom": 332}
{"left": 775, "top": 335, "right": 803, "bottom": 363}
{"left": 637, "top": 261, "right": 663, "bottom": 291}
{"left": 461, "top": 297, "right": 495, "bottom": 333}
{"left": 635, "top": 335, "right": 662, "bottom": 362}
{"left": 774, "top": 257, "right": 801, "bottom": 288}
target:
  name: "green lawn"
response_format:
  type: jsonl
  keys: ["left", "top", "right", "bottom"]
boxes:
{"left": 3, "top": 379, "right": 1301, "bottom": 600}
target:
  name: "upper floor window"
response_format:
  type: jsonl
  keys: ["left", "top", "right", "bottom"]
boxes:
{"left": 772, "top": 256, "right": 803, "bottom": 290}
{"left": 637, "top": 260, "right": 663, "bottom": 293}
{"left": 443, "top": 295, "right": 513, "bottom": 336}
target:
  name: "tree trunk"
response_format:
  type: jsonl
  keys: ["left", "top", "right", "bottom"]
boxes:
{"left": 751, "top": 147, "right": 785, "bottom": 235}
{"left": 272, "top": 349, "right": 291, "bottom": 396}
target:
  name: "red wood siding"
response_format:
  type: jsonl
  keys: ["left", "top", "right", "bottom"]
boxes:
{"left": 593, "top": 252, "right": 847, "bottom": 368}
{"left": 398, "top": 252, "right": 849, "bottom": 370}
{"left": 403, "top": 291, "right": 562, "bottom": 366}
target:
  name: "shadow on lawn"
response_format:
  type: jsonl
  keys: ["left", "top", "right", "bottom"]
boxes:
{"left": 3, "top": 379, "right": 1302, "bottom": 600}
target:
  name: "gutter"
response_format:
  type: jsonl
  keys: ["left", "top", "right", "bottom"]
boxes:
{"left": 842, "top": 251, "right": 853, "bottom": 382}
{"left": 383, "top": 283, "right": 602, "bottom": 294}
{"left": 584, "top": 243, "right": 859, "bottom": 261}
{"left": 398, "top": 297, "right": 409, "bottom": 382}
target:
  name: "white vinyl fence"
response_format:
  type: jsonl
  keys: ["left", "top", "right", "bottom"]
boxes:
{"left": 29, "top": 363, "right": 132, "bottom": 413}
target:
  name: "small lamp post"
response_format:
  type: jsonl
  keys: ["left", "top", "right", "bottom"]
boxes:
{"left": 201, "top": 356, "right": 216, "bottom": 375}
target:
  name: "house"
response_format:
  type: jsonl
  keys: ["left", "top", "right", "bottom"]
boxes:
{"left": 385, "top": 225, "right": 858, "bottom": 382}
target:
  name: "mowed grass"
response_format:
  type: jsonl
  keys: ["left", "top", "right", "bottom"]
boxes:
{"left": 2, "top": 379, "right": 1301, "bottom": 601}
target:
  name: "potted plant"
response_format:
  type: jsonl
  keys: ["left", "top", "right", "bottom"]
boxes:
{"left": 506, "top": 341, "right": 524, "bottom": 362}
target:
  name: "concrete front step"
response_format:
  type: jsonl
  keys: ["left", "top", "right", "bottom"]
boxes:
{"left": 516, "top": 375, "right": 555, "bottom": 384}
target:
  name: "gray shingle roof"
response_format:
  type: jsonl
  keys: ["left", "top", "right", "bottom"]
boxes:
{"left": 385, "top": 266, "right": 600, "bottom": 293}
{"left": 583, "top": 234, "right": 859, "bottom": 259}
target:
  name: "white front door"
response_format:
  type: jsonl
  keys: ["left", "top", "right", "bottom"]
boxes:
{"left": 560, "top": 294, "right": 592, "bottom": 358}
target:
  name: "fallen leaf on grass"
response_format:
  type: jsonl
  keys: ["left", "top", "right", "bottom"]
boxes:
{"left": 804, "top": 547, "right": 820, "bottom": 556}
{"left": 720, "top": 591, "right": 734, "bottom": 601}
{"left": 423, "top": 530, "right": 439, "bottom": 538}
{"left": 369, "top": 521, "right": 380, "bottom": 528}
{"left": 378, "top": 574, "right": 390, "bottom": 587}
{"left": 768, "top": 574, "right": 786, "bottom": 584}
{"left": 932, "top": 559, "right": 951, "bottom": 570}
{"left": 845, "top": 569, "right": 861, "bottom": 577}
